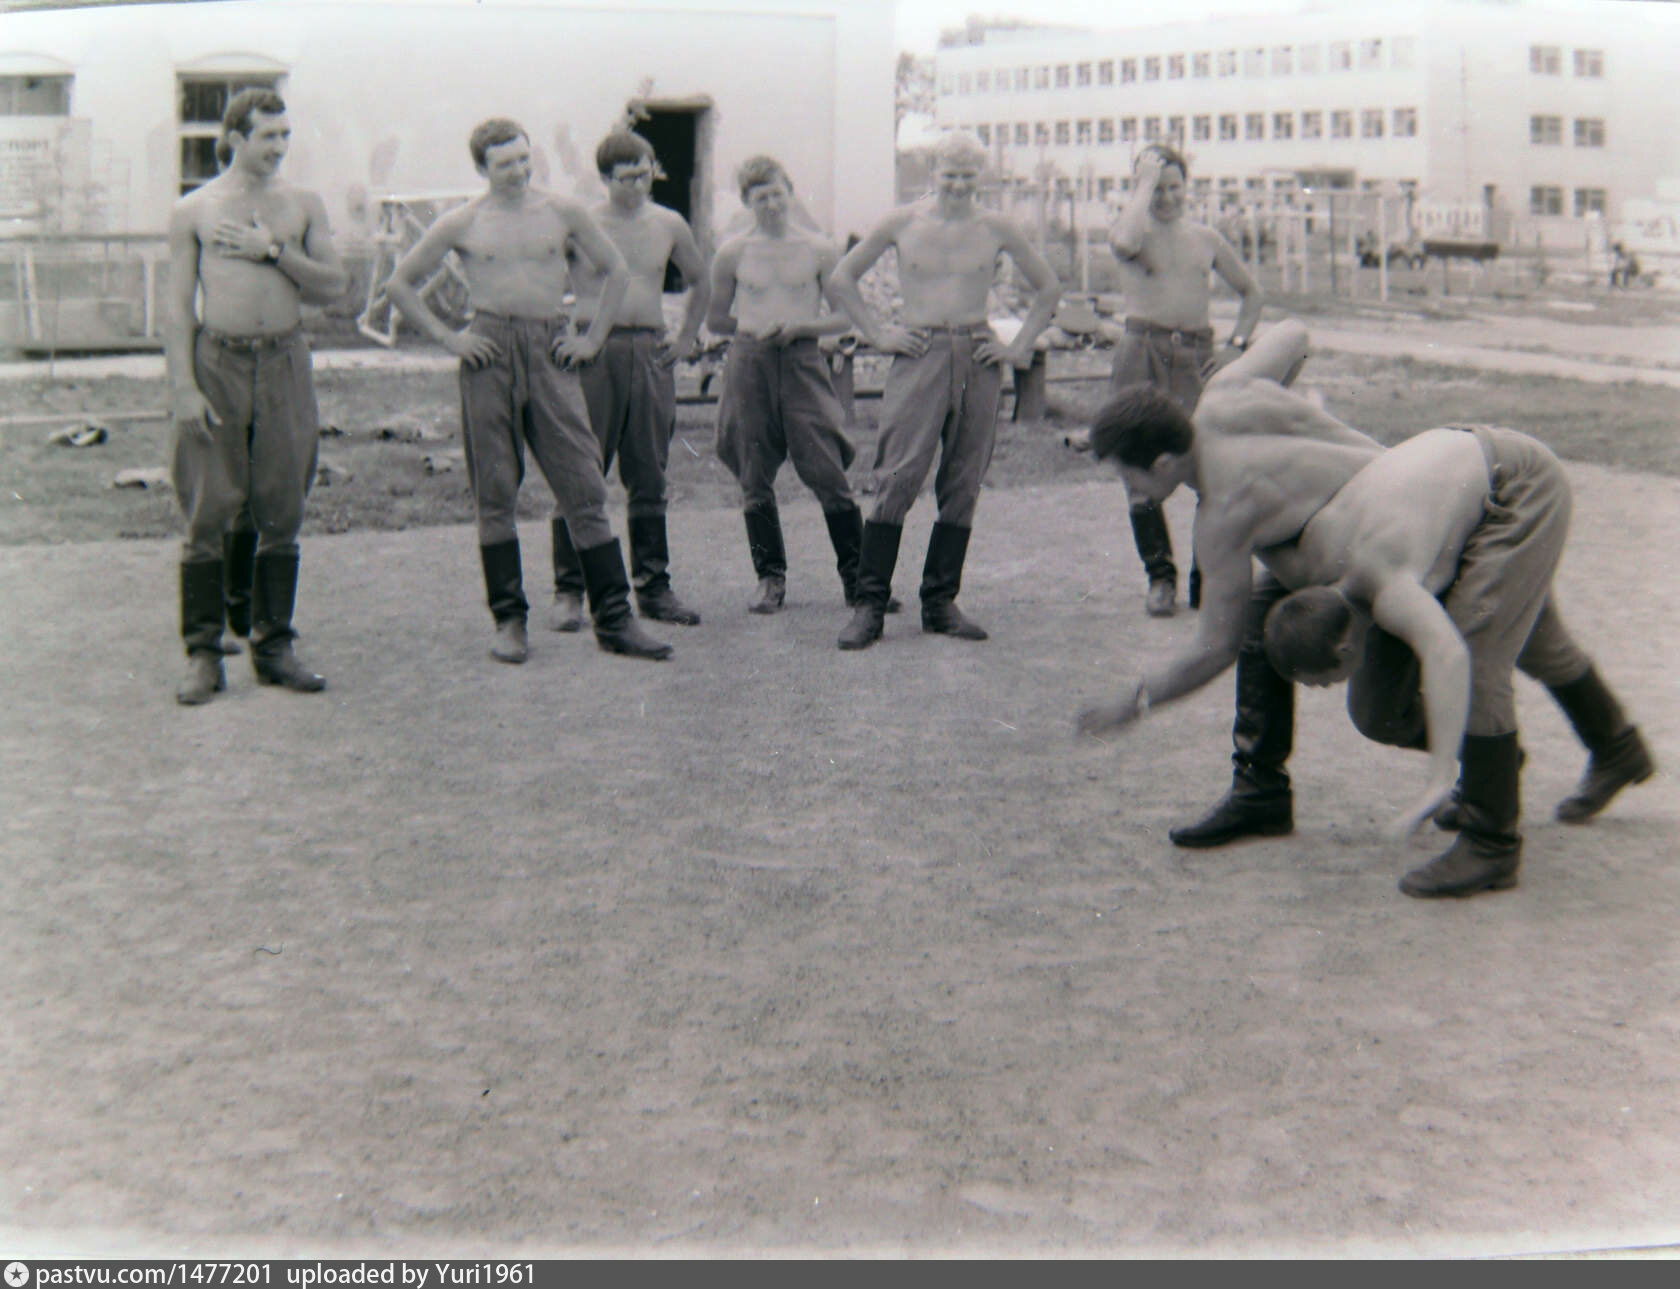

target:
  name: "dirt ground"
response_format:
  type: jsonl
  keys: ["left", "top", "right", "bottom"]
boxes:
{"left": 3, "top": 451, "right": 1678, "bottom": 1256}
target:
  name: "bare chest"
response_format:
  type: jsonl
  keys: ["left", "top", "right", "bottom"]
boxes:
{"left": 197, "top": 190, "right": 307, "bottom": 244}
{"left": 896, "top": 219, "right": 999, "bottom": 279}
{"left": 598, "top": 211, "right": 675, "bottom": 280}
{"left": 736, "top": 242, "right": 818, "bottom": 295}
{"left": 460, "top": 207, "right": 570, "bottom": 268}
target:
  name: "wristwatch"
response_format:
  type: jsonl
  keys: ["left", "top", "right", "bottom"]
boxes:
{"left": 263, "top": 241, "right": 283, "bottom": 263}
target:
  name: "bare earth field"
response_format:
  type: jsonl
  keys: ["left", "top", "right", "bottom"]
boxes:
{"left": 2, "top": 316, "right": 1679, "bottom": 1258}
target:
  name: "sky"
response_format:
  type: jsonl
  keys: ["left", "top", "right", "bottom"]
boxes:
{"left": 893, "top": 0, "right": 1680, "bottom": 54}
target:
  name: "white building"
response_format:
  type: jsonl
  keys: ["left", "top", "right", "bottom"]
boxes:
{"left": 0, "top": 0, "right": 895, "bottom": 247}
{"left": 930, "top": 0, "right": 1680, "bottom": 237}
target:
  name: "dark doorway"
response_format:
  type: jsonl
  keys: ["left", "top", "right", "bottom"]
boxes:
{"left": 632, "top": 103, "right": 710, "bottom": 292}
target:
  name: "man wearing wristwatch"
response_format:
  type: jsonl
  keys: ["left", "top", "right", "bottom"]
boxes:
{"left": 1100, "top": 143, "right": 1266, "bottom": 619}
{"left": 164, "top": 88, "right": 348, "bottom": 705}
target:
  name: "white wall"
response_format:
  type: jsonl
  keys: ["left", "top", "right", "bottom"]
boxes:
{"left": 0, "top": 0, "right": 896, "bottom": 244}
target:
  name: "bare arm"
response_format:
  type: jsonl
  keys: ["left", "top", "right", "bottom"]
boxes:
{"left": 1196, "top": 381, "right": 1383, "bottom": 452}
{"left": 985, "top": 215, "right": 1062, "bottom": 368}
{"left": 1209, "top": 228, "right": 1262, "bottom": 350}
{"left": 556, "top": 203, "right": 629, "bottom": 363}
{"left": 385, "top": 206, "right": 488, "bottom": 358}
{"left": 1108, "top": 150, "right": 1164, "bottom": 262}
{"left": 666, "top": 214, "right": 712, "bottom": 359}
{"left": 826, "top": 210, "right": 925, "bottom": 356}
{"left": 208, "top": 190, "right": 347, "bottom": 303}
{"left": 1369, "top": 576, "right": 1471, "bottom": 839}
{"left": 284, "top": 192, "right": 348, "bottom": 304}
{"left": 1078, "top": 519, "right": 1252, "bottom": 733}
{"left": 705, "top": 239, "right": 741, "bottom": 337}
{"left": 163, "top": 202, "right": 216, "bottom": 430}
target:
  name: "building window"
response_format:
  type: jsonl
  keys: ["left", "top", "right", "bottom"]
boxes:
{"left": 1167, "top": 115, "right": 1184, "bottom": 142}
{"left": 1192, "top": 52, "right": 1211, "bottom": 78}
{"left": 1530, "top": 185, "right": 1563, "bottom": 215}
{"left": 1076, "top": 62, "right": 1092, "bottom": 87}
{"left": 1245, "top": 112, "right": 1265, "bottom": 140}
{"left": 1301, "top": 110, "right": 1322, "bottom": 139}
{"left": 976, "top": 71, "right": 990, "bottom": 93}
{"left": 1530, "top": 115, "right": 1562, "bottom": 145}
{"left": 1098, "top": 118, "right": 1115, "bottom": 144}
{"left": 1097, "top": 60, "right": 1114, "bottom": 85}
{"left": 1120, "top": 58, "right": 1136, "bottom": 83}
{"left": 1574, "top": 118, "right": 1605, "bottom": 147}
{"left": 1143, "top": 116, "right": 1161, "bottom": 141}
{"left": 1144, "top": 56, "right": 1161, "bottom": 81}
{"left": 1168, "top": 54, "right": 1185, "bottom": 79}
{"left": 1574, "top": 48, "right": 1604, "bottom": 77}
{"left": 1055, "top": 120, "right": 1070, "bottom": 144}
{"left": 1359, "top": 38, "right": 1384, "bottom": 70}
{"left": 1055, "top": 64, "right": 1070, "bottom": 88}
{"left": 1192, "top": 115, "right": 1211, "bottom": 141}
{"left": 178, "top": 72, "right": 285, "bottom": 195}
{"left": 1243, "top": 47, "right": 1265, "bottom": 77}
{"left": 1361, "top": 108, "right": 1384, "bottom": 139}
{"left": 1299, "top": 43, "right": 1321, "bottom": 75}
{"left": 1076, "top": 119, "right": 1092, "bottom": 145}
{"left": 1218, "top": 50, "right": 1237, "bottom": 77}
{"left": 1015, "top": 123, "right": 1029, "bottom": 145}
{"left": 1272, "top": 46, "right": 1293, "bottom": 76}
{"left": 1574, "top": 187, "right": 1606, "bottom": 217}
{"left": 975, "top": 124, "right": 989, "bottom": 145}
{"left": 1034, "top": 66, "right": 1049, "bottom": 89}
{"left": 1015, "top": 67, "right": 1030, "bottom": 91}
{"left": 1392, "top": 36, "right": 1416, "bottom": 69}
{"left": 1530, "top": 45, "right": 1561, "bottom": 74}
{"left": 1034, "top": 122, "right": 1049, "bottom": 145}
{"left": 1098, "top": 176, "right": 1115, "bottom": 201}
{"left": 1192, "top": 177, "right": 1211, "bottom": 197}
{"left": 1218, "top": 113, "right": 1237, "bottom": 141}
{"left": 939, "top": 75, "right": 953, "bottom": 96}
{"left": 1273, "top": 111, "right": 1294, "bottom": 140}
{"left": 0, "top": 74, "right": 72, "bottom": 115}
{"left": 1392, "top": 107, "right": 1417, "bottom": 138}
{"left": 1119, "top": 117, "right": 1137, "bottom": 142}
{"left": 1329, "top": 41, "right": 1352, "bottom": 72}
{"left": 957, "top": 73, "right": 971, "bottom": 94}
{"left": 1330, "top": 109, "right": 1353, "bottom": 138}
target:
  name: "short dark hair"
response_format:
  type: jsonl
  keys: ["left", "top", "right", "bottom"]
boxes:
{"left": 736, "top": 155, "right": 791, "bottom": 202}
{"left": 1139, "top": 142, "right": 1188, "bottom": 180}
{"left": 1087, "top": 383, "right": 1195, "bottom": 469}
{"left": 221, "top": 88, "right": 286, "bottom": 155}
{"left": 596, "top": 129, "right": 655, "bottom": 178}
{"left": 469, "top": 117, "right": 528, "bottom": 170}
{"left": 1263, "top": 587, "right": 1355, "bottom": 680}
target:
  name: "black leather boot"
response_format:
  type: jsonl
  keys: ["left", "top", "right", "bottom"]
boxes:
{"left": 838, "top": 520, "right": 900, "bottom": 650}
{"left": 548, "top": 518, "right": 585, "bottom": 633}
{"left": 1170, "top": 609, "right": 1295, "bottom": 847}
{"left": 222, "top": 527, "right": 257, "bottom": 654}
{"left": 744, "top": 503, "right": 786, "bottom": 614}
{"left": 251, "top": 550, "right": 327, "bottom": 691}
{"left": 480, "top": 538, "right": 529, "bottom": 663}
{"left": 579, "top": 538, "right": 672, "bottom": 660}
{"left": 1549, "top": 667, "right": 1655, "bottom": 823}
{"left": 629, "top": 513, "right": 701, "bottom": 625}
{"left": 1400, "top": 732, "right": 1522, "bottom": 898}
{"left": 177, "top": 559, "right": 227, "bottom": 705}
{"left": 920, "top": 520, "right": 988, "bottom": 640}
{"left": 1131, "top": 500, "right": 1176, "bottom": 616}
{"left": 826, "top": 503, "right": 901, "bottom": 613}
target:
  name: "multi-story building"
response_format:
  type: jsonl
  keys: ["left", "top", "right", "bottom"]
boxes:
{"left": 930, "top": 0, "right": 1679, "bottom": 239}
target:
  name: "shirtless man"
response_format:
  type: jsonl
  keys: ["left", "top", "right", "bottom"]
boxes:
{"left": 165, "top": 88, "right": 347, "bottom": 704}
{"left": 385, "top": 117, "right": 670, "bottom": 663}
{"left": 708, "top": 155, "right": 873, "bottom": 614}
{"left": 1074, "top": 378, "right": 1651, "bottom": 894}
{"left": 825, "top": 130, "right": 1061, "bottom": 650}
{"left": 1105, "top": 144, "right": 1264, "bottom": 618}
{"left": 547, "top": 130, "right": 710, "bottom": 633}
{"left": 1259, "top": 426, "right": 1653, "bottom": 896}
